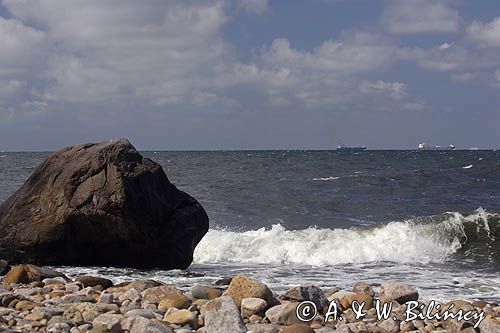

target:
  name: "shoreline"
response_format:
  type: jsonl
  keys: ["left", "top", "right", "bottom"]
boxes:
{"left": 1, "top": 264, "right": 499, "bottom": 332}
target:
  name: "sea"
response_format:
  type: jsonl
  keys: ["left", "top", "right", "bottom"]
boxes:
{"left": 1, "top": 150, "right": 499, "bottom": 302}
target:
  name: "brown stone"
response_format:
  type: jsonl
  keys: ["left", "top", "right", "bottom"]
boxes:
{"left": 339, "top": 293, "right": 373, "bottom": 310}
{"left": 141, "top": 285, "right": 184, "bottom": 305}
{"left": 76, "top": 275, "right": 113, "bottom": 289}
{"left": 158, "top": 293, "right": 191, "bottom": 311}
{"left": 227, "top": 275, "right": 274, "bottom": 306}
{"left": 3, "top": 265, "right": 67, "bottom": 284}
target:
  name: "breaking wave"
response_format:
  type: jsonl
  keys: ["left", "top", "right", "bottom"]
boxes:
{"left": 194, "top": 208, "right": 499, "bottom": 266}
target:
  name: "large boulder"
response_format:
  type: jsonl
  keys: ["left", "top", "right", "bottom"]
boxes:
{"left": 0, "top": 139, "right": 209, "bottom": 269}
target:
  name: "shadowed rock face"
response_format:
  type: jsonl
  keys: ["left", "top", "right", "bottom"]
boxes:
{"left": 0, "top": 139, "right": 209, "bottom": 269}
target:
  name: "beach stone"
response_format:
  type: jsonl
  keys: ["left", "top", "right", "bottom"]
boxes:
{"left": 241, "top": 297, "right": 268, "bottom": 317}
{"left": 163, "top": 309, "right": 195, "bottom": 325}
{"left": 76, "top": 275, "right": 113, "bottom": 289}
{"left": 440, "top": 300, "right": 476, "bottom": 331}
{"left": 47, "top": 322, "right": 71, "bottom": 333}
{"left": 0, "top": 259, "right": 10, "bottom": 276}
{"left": 265, "top": 302, "right": 301, "bottom": 326}
{"left": 0, "top": 139, "right": 209, "bottom": 269}
{"left": 215, "top": 277, "right": 232, "bottom": 286}
{"left": 352, "top": 282, "right": 374, "bottom": 297}
{"left": 158, "top": 293, "right": 191, "bottom": 311}
{"left": 479, "top": 317, "right": 500, "bottom": 333}
{"left": 119, "top": 288, "right": 141, "bottom": 303}
{"left": 25, "top": 310, "right": 46, "bottom": 321}
{"left": 126, "top": 280, "right": 162, "bottom": 292}
{"left": 60, "top": 294, "right": 96, "bottom": 304}
{"left": 227, "top": 275, "right": 274, "bottom": 306}
{"left": 190, "top": 284, "right": 222, "bottom": 300}
{"left": 282, "top": 284, "right": 329, "bottom": 309}
{"left": 98, "top": 292, "right": 113, "bottom": 304}
{"left": 3, "top": 264, "right": 67, "bottom": 284}
{"left": 339, "top": 293, "right": 373, "bottom": 310}
{"left": 121, "top": 315, "right": 173, "bottom": 333}
{"left": 141, "top": 285, "right": 183, "bottom": 305}
{"left": 92, "top": 313, "right": 123, "bottom": 330}
{"left": 15, "top": 300, "right": 41, "bottom": 311}
{"left": 328, "top": 290, "right": 355, "bottom": 302}
{"left": 201, "top": 296, "right": 246, "bottom": 333}
{"left": 126, "top": 309, "right": 156, "bottom": 319}
{"left": 63, "top": 302, "right": 102, "bottom": 324}
{"left": 379, "top": 281, "right": 419, "bottom": 304}
{"left": 378, "top": 318, "right": 400, "bottom": 333}
{"left": 280, "top": 323, "right": 313, "bottom": 333}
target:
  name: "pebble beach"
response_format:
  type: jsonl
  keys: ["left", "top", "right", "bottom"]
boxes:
{"left": 1, "top": 264, "right": 499, "bottom": 333}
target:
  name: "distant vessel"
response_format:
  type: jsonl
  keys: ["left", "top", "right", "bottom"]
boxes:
{"left": 418, "top": 143, "right": 455, "bottom": 150}
{"left": 337, "top": 144, "right": 367, "bottom": 151}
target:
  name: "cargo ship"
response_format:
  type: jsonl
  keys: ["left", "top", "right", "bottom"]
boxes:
{"left": 337, "top": 144, "right": 367, "bottom": 151}
{"left": 417, "top": 143, "right": 455, "bottom": 150}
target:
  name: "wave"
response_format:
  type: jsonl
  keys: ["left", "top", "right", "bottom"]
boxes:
{"left": 193, "top": 208, "right": 499, "bottom": 266}
{"left": 311, "top": 176, "right": 340, "bottom": 181}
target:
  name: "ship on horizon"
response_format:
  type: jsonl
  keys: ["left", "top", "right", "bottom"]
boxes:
{"left": 337, "top": 144, "right": 367, "bottom": 151}
{"left": 417, "top": 143, "right": 455, "bottom": 150}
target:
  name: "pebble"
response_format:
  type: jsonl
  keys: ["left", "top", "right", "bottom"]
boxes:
{"left": 0, "top": 268, "right": 494, "bottom": 333}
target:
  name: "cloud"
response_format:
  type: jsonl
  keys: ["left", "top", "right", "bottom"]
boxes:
{"left": 0, "top": 16, "right": 46, "bottom": 75}
{"left": 382, "top": 0, "right": 459, "bottom": 34}
{"left": 359, "top": 80, "right": 407, "bottom": 99}
{"left": 467, "top": 17, "right": 500, "bottom": 47}
{"left": 450, "top": 72, "right": 477, "bottom": 84}
{"left": 3, "top": 0, "right": 232, "bottom": 107}
{"left": 495, "top": 69, "right": 500, "bottom": 83}
{"left": 0, "top": 0, "right": 428, "bottom": 136}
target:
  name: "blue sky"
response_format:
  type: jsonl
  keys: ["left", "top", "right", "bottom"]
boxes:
{"left": 0, "top": 0, "right": 499, "bottom": 150}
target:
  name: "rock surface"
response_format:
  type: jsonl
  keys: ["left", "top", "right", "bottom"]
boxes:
{"left": 0, "top": 139, "right": 209, "bottom": 269}
{"left": 0, "top": 259, "right": 9, "bottom": 276}
{"left": 281, "top": 284, "right": 329, "bottom": 309}
{"left": 201, "top": 296, "right": 246, "bottom": 333}
{"left": 226, "top": 274, "right": 274, "bottom": 307}
{"left": 3, "top": 264, "right": 67, "bottom": 284}
{"left": 379, "top": 281, "right": 419, "bottom": 304}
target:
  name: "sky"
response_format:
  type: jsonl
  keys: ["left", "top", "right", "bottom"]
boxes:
{"left": 0, "top": 0, "right": 499, "bottom": 151}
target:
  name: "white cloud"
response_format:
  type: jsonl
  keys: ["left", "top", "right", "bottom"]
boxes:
{"left": 238, "top": 0, "right": 269, "bottom": 14}
{"left": 382, "top": 0, "right": 459, "bottom": 34}
{"left": 450, "top": 72, "right": 477, "bottom": 84}
{"left": 259, "top": 32, "right": 397, "bottom": 73}
{"left": 0, "top": 17, "right": 45, "bottom": 74}
{"left": 495, "top": 69, "right": 500, "bottom": 82}
{"left": 359, "top": 80, "right": 407, "bottom": 99}
{"left": 467, "top": 17, "right": 500, "bottom": 47}
{"left": 0, "top": 0, "right": 426, "bottom": 122}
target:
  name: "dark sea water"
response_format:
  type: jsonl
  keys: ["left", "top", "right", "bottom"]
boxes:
{"left": 1, "top": 150, "right": 499, "bottom": 302}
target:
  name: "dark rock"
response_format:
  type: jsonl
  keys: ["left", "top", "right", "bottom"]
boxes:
{"left": 77, "top": 275, "right": 113, "bottom": 289}
{"left": 0, "top": 259, "right": 10, "bottom": 276}
{"left": 0, "top": 139, "right": 209, "bottom": 269}
{"left": 281, "top": 284, "right": 329, "bottom": 309}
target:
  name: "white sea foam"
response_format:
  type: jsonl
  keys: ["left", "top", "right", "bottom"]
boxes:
{"left": 462, "top": 164, "right": 473, "bottom": 169}
{"left": 194, "top": 209, "right": 494, "bottom": 266}
{"left": 311, "top": 176, "right": 340, "bottom": 181}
